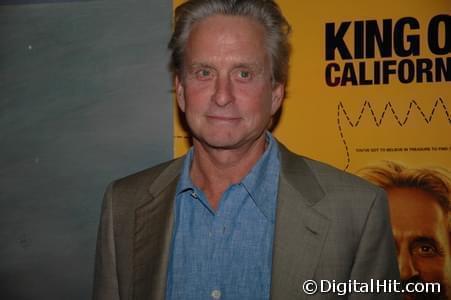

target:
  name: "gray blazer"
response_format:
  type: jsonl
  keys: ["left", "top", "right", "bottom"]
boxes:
{"left": 93, "top": 143, "right": 401, "bottom": 299}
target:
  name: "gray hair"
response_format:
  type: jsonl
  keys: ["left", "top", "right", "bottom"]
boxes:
{"left": 168, "top": 0, "right": 291, "bottom": 84}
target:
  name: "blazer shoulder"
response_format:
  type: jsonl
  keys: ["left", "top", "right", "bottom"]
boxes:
{"left": 302, "top": 155, "right": 382, "bottom": 194}
{"left": 278, "top": 142, "right": 384, "bottom": 202}
{"left": 301, "top": 155, "right": 389, "bottom": 218}
{"left": 116, "top": 158, "right": 182, "bottom": 188}
{"left": 106, "top": 157, "right": 184, "bottom": 207}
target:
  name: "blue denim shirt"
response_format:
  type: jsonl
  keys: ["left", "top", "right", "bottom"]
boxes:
{"left": 165, "top": 133, "right": 280, "bottom": 300}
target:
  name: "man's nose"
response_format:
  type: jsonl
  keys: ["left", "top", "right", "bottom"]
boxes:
{"left": 212, "top": 75, "right": 234, "bottom": 107}
{"left": 398, "top": 248, "right": 419, "bottom": 280}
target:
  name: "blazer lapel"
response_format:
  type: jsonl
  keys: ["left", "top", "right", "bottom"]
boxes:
{"left": 271, "top": 145, "right": 330, "bottom": 300}
{"left": 133, "top": 158, "right": 183, "bottom": 300}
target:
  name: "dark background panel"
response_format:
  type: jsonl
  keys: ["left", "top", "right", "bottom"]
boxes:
{"left": 0, "top": 1, "right": 173, "bottom": 299}
{"left": 0, "top": 0, "right": 93, "bottom": 5}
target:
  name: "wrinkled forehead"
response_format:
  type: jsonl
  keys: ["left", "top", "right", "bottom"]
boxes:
{"left": 184, "top": 14, "right": 270, "bottom": 66}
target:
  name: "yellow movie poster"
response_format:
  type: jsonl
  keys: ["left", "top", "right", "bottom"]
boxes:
{"left": 173, "top": 0, "right": 450, "bottom": 298}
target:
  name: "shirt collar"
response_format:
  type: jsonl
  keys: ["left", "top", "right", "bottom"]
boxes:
{"left": 241, "top": 132, "right": 280, "bottom": 222}
{"left": 175, "top": 147, "right": 196, "bottom": 195}
{"left": 176, "top": 132, "right": 280, "bottom": 222}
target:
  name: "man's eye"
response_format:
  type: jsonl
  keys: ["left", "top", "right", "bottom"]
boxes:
{"left": 239, "top": 71, "right": 250, "bottom": 78}
{"left": 195, "top": 69, "right": 212, "bottom": 79}
{"left": 412, "top": 244, "right": 438, "bottom": 257}
{"left": 238, "top": 70, "right": 251, "bottom": 79}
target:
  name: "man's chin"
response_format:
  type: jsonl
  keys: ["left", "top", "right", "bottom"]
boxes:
{"left": 193, "top": 134, "right": 264, "bottom": 151}
{"left": 195, "top": 138, "right": 238, "bottom": 150}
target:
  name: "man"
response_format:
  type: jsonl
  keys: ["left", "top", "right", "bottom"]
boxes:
{"left": 93, "top": 1, "right": 400, "bottom": 299}
{"left": 360, "top": 161, "right": 450, "bottom": 300}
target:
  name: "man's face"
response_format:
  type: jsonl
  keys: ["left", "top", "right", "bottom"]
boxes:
{"left": 175, "top": 15, "right": 284, "bottom": 150}
{"left": 388, "top": 187, "right": 450, "bottom": 299}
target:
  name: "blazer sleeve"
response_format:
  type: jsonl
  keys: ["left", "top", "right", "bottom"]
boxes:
{"left": 349, "top": 188, "right": 402, "bottom": 300}
{"left": 92, "top": 183, "right": 120, "bottom": 300}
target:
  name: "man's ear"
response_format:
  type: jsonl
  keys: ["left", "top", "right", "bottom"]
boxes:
{"left": 175, "top": 75, "right": 185, "bottom": 112}
{"left": 271, "top": 82, "right": 285, "bottom": 115}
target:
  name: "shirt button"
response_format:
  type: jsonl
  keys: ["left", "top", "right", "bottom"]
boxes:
{"left": 211, "top": 289, "right": 221, "bottom": 299}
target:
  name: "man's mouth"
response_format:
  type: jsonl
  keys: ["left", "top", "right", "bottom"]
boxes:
{"left": 206, "top": 115, "right": 241, "bottom": 121}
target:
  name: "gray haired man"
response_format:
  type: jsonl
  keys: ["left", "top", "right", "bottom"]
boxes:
{"left": 93, "top": 1, "right": 400, "bottom": 299}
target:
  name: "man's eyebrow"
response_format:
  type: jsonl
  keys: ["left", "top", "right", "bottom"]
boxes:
{"left": 233, "top": 63, "right": 263, "bottom": 71}
{"left": 187, "top": 63, "right": 213, "bottom": 69}
{"left": 410, "top": 236, "right": 444, "bottom": 251}
{"left": 187, "top": 62, "right": 263, "bottom": 70}
{"left": 234, "top": 62, "right": 258, "bottom": 68}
